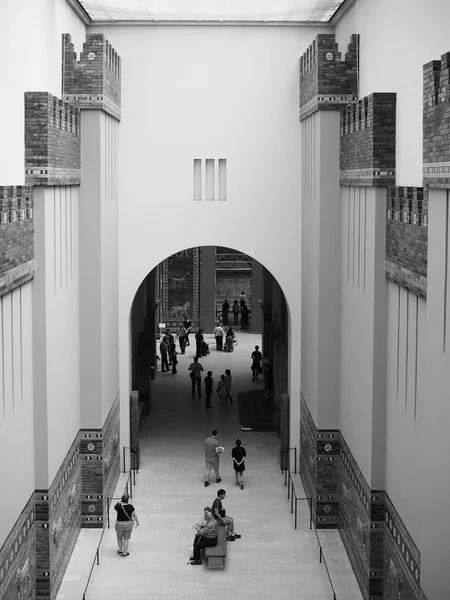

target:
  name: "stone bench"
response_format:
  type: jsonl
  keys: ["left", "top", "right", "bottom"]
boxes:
{"left": 204, "top": 524, "right": 227, "bottom": 569}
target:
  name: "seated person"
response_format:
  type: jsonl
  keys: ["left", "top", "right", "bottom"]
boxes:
{"left": 211, "top": 489, "right": 241, "bottom": 541}
{"left": 190, "top": 507, "right": 218, "bottom": 565}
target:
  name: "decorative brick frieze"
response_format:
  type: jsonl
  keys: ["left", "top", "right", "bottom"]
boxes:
{"left": 0, "top": 493, "right": 35, "bottom": 600}
{"left": 384, "top": 494, "right": 422, "bottom": 600}
{"left": 0, "top": 186, "right": 34, "bottom": 297}
{"left": 299, "top": 394, "right": 339, "bottom": 528}
{"left": 340, "top": 93, "right": 396, "bottom": 187}
{"left": 299, "top": 33, "right": 359, "bottom": 121}
{"left": 62, "top": 33, "right": 121, "bottom": 120}
{"left": 24, "top": 92, "right": 81, "bottom": 186}
{"left": 423, "top": 52, "right": 450, "bottom": 188}
{"left": 80, "top": 394, "right": 120, "bottom": 528}
{"left": 385, "top": 187, "right": 428, "bottom": 299}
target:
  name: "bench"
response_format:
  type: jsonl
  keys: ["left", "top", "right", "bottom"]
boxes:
{"left": 204, "top": 524, "right": 227, "bottom": 569}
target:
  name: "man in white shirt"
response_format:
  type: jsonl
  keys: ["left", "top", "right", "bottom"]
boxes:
{"left": 213, "top": 323, "right": 225, "bottom": 351}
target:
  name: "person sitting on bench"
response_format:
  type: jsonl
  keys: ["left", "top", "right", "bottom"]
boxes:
{"left": 211, "top": 489, "right": 241, "bottom": 541}
{"left": 190, "top": 507, "right": 218, "bottom": 565}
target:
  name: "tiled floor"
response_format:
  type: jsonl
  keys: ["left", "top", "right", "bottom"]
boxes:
{"left": 57, "top": 331, "right": 363, "bottom": 600}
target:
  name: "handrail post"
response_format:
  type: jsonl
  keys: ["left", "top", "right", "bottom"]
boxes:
{"left": 287, "top": 474, "right": 290, "bottom": 499}
{"left": 319, "top": 545, "right": 322, "bottom": 564}
{"left": 96, "top": 548, "right": 99, "bottom": 566}
{"left": 123, "top": 446, "right": 126, "bottom": 473}
{"left": 290, "top": 484, "right": 294, "bottom": 514}
{"left": 294, "top": 498, "right": 298, "bottom": 530}
{"left": 309, "top": 497, "right": 312, "bottom": 530}
{"left": 107, "top": 497, "right": 110, "bottom": 529}
{"left": 294, "top": 448, "right": 297, "bottom": 475}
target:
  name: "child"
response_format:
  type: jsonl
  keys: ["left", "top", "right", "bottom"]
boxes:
{"left": 204, "top": 371, "right": 213, "bottom": 408}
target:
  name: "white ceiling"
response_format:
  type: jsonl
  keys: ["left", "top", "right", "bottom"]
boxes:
{"left": 77, "top": 0, "right": 347, "bottom": 22}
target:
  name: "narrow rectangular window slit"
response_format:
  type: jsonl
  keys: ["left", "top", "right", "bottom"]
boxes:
{"left": 205, "top": 159, "right": 215, "bottom": 201}
{"left": 193, "top": 159, "right": 202, "bottom": 201}
{"left": 218, "top": 159, "right": 227, "bottom": 201}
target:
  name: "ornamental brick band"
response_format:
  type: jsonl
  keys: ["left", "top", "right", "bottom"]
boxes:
{"left": 340, "top": 93, "right": 396, "bottom": 187}
{"left": 423, "top": 52, "right": 450, "bottom": 188}
{"left": 25, "top": 92, "right": 81, "bottom": 186}
{"left": 385, "top": 187, "right": 428, "bottom": 299}
{"left": 62, "top": 33, "right": 121, "bottom": 121}
{"left": 0, "top": 186, "right": 34, "bottom": 296}
{"left": 299, "top": 33, "right": 359, "bottom": 121}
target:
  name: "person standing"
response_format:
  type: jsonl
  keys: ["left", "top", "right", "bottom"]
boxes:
{"left": 204, "top": 371, "right": 213, "bottom": 408}
{"left": 182, "top": 317, "right": 192, "bottom": 346}
{"left": 251, "top": 345, "right": 262, "bottom": 381}
{"left": 204, "top": 429, "right": 222, "bottom": 487}
{"left": 159, "top": 338, "right": 169, "bottom": 372}
{"left": 216, "top": 374, "right": 228, "bottom": 410}
{"left": 195, "top": 328, "right": 204, "bottom": 358}
{"left": 170, "top": 343, "right": 178, "bottom": 374}
{"left": 189, "top": 356, "right": 203, "bottom": 397}
{"left": 225, "top": 369, "right": 233, "bottom": 405}
{"left": 239, "top": 290, "right": 246, "bottom": 310}
{"left": 232, "top": 300, "right": 240, "bottom": 325}
{"left": 114, "top": 494, "right": 140, "bottom": 557}
{"left": 232, "top": 439, "right": 246, "bottom": 489}
{"left": 213, "top": 322, "right": 225, "bottom": 351}
{"left": 222, "top": 299, "right": 230, "bottom": 326}
{"left": 178, "top": 324, "right": 187, "bottom": 354}
{"left": 225, "top": 327, "right": 235, "bottom": 352}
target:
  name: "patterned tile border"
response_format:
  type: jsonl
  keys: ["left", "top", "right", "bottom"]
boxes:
{"left": 0, "top": 492, "right": 35, "bottom": 600}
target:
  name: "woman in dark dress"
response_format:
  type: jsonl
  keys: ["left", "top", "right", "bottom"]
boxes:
{"left": 232, "top": 439, "right": 246, "bottom": 489}
{"left": 114, "top": 494, "right": 140, "bottom": 557}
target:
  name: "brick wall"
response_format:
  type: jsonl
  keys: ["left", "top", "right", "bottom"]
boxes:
{"left": 423, "top": 52, "right": 450, "bottom": 188}
{"left": 0, "top": 493, "right": 35, "bottom": 600}
{"left": 80, "top": 394, "right": 120, "bottom": 528}
{"left": 299, "top": 33, "right": 359, "bottom": 121}
{"left": 0, "top": 186, "right": 34, "bottom": 297}
{"left": 340, "top": 93, "right": 396, "bottom": 187}
{"left": 62, "top": 33, "right": 121, "bottom": 121}
{"left": 24, "top": 92, "right": 81, "bottom": 186}
{"left": 385, "top": 187, "right": 428, "bottom": 299}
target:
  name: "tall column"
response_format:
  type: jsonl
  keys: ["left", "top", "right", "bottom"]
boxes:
{"left": 200, "top": 246, "right": 215, "bottom": 331}
{"left": 63, "top": 33, "right": 122, "bottom": 528}
{"left": 250, "top": 258, "right": 263, "bottom": 332}
{"left": 300, "top": 34, "right": 358, "bottom": 526}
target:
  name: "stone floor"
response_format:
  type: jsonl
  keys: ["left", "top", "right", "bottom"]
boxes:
{"left": 56, "top": 331, "right": 363, "bottom": 600}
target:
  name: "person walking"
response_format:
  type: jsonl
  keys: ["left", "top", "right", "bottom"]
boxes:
{"left": 204, "top": 429, "right": 222, "bottom": 487}
{"left": 204, "top": 371, "right": 213, "bottom": 408}
{"left": 225, "top": 327, "right": 236, "bottom": 352}
{"left": 251, "top": 345, "right": 262, "bottom": 381}
{"left": 189, "top": 356, "right": 203, "bottom": 397}
{"left": 178, "top": 324, "right": 187, "bottom": 354}
{"left": 114, "top": 494, "right": 140, "bottom": 557}
{"left": 170, "top": 343, "right": 178, "bottom": 374}
{"left": 232, "top": 439, "right": 246, "bottom": 489}
{"left": 213, "top": 322, "right": 225, "bottom": 351}
{"left": 182, "top": 317, "right": 192, "bottom": 346}
{"left": 195, "top": 328, "right": 204, "bottom": 358}
{"left": 225, "top": 369, "right": 233, "bottom": 404}
{"left": 232, "top": 300, "right": 240, "bottom": 325}
{"left": 216, "top": 374, "right": 228, "bottom": 410}
{"left": 159, "top": 338, "right": 169, "bottom": 372}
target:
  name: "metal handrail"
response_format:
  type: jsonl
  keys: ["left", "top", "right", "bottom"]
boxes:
{"left": 82, "top": 450, "right": 139, "bottom": 599}
{"left": 281, "top": 451, "right": 337, "bottom": 600}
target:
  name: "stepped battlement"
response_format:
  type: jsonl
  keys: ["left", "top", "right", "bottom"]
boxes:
{"left": 62, "top": 33, "right": 121, "bottom": 120}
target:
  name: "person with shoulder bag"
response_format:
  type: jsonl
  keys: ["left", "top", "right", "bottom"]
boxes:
{"left": 114, "top": 494, "right": 140, "bottom": 557}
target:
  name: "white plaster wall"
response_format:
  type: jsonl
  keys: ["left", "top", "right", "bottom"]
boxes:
{"left": 33, "top": 186, "right": 81, "bottom": 485}
{"left": 90, "top": 23, "right": 328, "bottom": 450}
{"left": 0, "top": 0, "right": 86, "bottom": 184}
{"left": 334, "top": 0, "right": 450, "bottom": 186}
{"left": 0, "top": 283, "right": 34, "bottom": 545}
{"left": 421, "top": 188, "right": 450, "bottom": 599}
{"left": 384, "top": 282, "right": 426, "bottom": 547}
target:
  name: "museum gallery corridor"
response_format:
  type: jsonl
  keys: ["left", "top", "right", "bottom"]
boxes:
{"left": 56, "top": 333, "right": 362, "bottom": 600}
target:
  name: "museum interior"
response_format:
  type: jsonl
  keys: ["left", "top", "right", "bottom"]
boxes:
{"left": 1, "top": 0, "right": 450, "bottom": 599}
